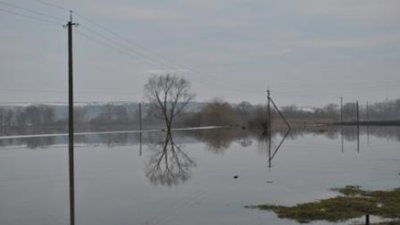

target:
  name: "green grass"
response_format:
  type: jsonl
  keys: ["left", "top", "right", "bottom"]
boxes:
{"left": 246, "top": 186, "right": 400, "bottom": 224}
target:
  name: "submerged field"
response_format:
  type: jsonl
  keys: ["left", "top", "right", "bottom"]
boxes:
{"left": 0, "top": 127, "right": 399, "bottom": 225}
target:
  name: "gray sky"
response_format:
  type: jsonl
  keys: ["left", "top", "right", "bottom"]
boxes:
{"left": 1, "top": 0, "right": 400, "bottom": 107}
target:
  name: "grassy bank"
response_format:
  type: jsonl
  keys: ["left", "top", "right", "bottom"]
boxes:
{"left": 246, "top": 186, "right": 400, "bottom": 224}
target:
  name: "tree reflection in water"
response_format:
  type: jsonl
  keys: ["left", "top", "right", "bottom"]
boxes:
{"left": 198, "top": 128, "right": 237, "bottom": 153}
{"left": 145, "top": 131, "right": 196, "bottom": 186}
{"left": 3, "top": 126, "right": 400, "bottom": 149}
{"left": 24, "top": 137, "right": 55, "bottom": 149}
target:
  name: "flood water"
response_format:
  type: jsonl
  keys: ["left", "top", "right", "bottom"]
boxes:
{"left": 1, "top": 126, "right": 399, "bottom": 225}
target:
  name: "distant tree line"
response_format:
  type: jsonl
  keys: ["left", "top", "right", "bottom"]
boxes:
{"left": 1, "top": 98, "right": 400, "bottom": 132}
{"left": 0, "top": 104, "right": 142, "bottom": 132}
{"left": 0, "top": 105, "right": 56, "bottom": 127}
{"left": 279, "top": 99, "right": 400, "bottom": 122}
{"left": 179, "top": 99, "right": 268, "bottom": 129}
{"left": 181, "top": 98, "right": 400, "bottom": 128}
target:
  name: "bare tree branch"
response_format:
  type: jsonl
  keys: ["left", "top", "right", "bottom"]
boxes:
{"left": 144, "top": 74, "right": 195, "bottom": 130}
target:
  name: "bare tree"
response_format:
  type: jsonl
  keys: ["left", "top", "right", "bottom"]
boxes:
{"left": 200, "top": 98, "right": 237, "bottom": 126}
{"left": 144, "top": 74, "right": 195, "bottom": 130}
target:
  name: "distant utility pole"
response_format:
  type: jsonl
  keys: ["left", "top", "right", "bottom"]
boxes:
{"left": 340, "top": 97, "right": 344, "bottom": 152}
{"left": 266, "top": 89, "right": 272, "bottom": 168}
{"left": 139, "top": 103, "right": 142, "bottom": 131}
{"left": 138, "top": 103, "right": 142, "bottom": 156}
{"left": 356, "top": 101, "right": 360, "bottom": 152}
{"left": 265, "top": 89, "right": 290, "bottom": 168}
{"left": 267, "top": 89, "right": 271, "bottom": 134}
{"left": 64, "top": 11, "right": 78, "bottom": 225}
{"left": 340, "top": 96, "right": 343, "bottom": 124}
{"left": 366, "top": 101, "right": 370, "bottom": 145}
{"left": 356, "top": 101, "right": 359, "bottom": 125}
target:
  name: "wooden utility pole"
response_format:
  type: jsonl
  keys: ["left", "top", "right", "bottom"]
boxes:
{"left": 356, "top": 101, "right": 359, "bottom": 125}
{"left": 340, "top": 97, "right": 344, "bottom": 152}
{"left": 64, "top": 11, "right": 78, "bottom": 225}
{"left": 267, "top": 89, "right": 271, "bottom": 133}
{"left": 340, "top": 96, "right": 343, "bottom": 124}
{"left": 267, "top": 89, "right": 272, "bottom": 168}
{"left": 139, "top": 103, "right": 142, "bottom": 131}
{"left": 139, "top": 103, "right": 142, "bottom": 156}
{"left": 356, "top": 101, "right": 360, "bottom": 152}
{"left": 366, "top": 101, "right": 369, "bottom": 144}
{"left": 265, "top": 89, "right": 290, "bottom": 167}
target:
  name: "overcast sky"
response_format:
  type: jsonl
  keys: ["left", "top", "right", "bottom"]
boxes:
{"left": 1, "top": 0, "right": 400, "bottom": 107}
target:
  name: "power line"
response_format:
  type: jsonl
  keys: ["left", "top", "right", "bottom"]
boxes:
{"left": 30, "top": 0, "right": 70, "bottom": 11}
{"left": 0, "top": 87, "right": 143, "bottom": 96}
{"left": 73, "top": 13, "right": 266, "bottom": 91}
{"left": 78, "top": 26, "right": 174, "bottom": 70}
{"left": 8, "top": 2, "right": 397, "bottom": 98}
{"left": 9, "top": 0, "right": 267, "bottom": 92}
{"left": 29, "top": 0, "right": 188, "bottom": 71}
{"left": 0, "top": 100, "right": 143, "bottom": 105}
{"left": 75, "top": 13, "right": 179, "bottom": 68}
{"left": 0, "top": 7, "right": 59, "bottom": 25}
{"left": 75, "top": 25, "right": 264, "bottom": 92}
{"left": 0, "top": 0, "right": 64, "bottom": 22}
{"left": 194, "top": 86, "right": 261, "bottom": 94}
{"left": 274, "top": 82, "right": 400, "bottom": 97}
{"left": 0, "top": 0, "right": 184, "bottom": 72}
{"left": 75, "top": 30, "right": 171, "bottom": 69}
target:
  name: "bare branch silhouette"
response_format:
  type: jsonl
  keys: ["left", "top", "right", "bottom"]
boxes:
{"left": 145, "top": 131, "right": 196, "bottom": 186}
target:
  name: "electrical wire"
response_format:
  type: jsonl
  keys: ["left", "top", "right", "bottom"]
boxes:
{"left": 0, "top": 7, "right": 60, "bottom": 25}
{"left": 78, "top": 26, "right": 174, "bottom": 70}
{"left": 0, "top": 0, "right": 64, "bottom": 23}
{"left": 2, "top": 1, "right": 400, "bottom": 101}
{"left": 0, "top": 0, "right": 286, "bottom": 93}
{"left": 24, "top": 0, "right": 269, "bottom": 91}
{"left": 29, "top": 0, "right": 70, "bottom": 11}
{"left": 0, "top": 87, "right": 143, "bottom": 96}
{"left": 75, "top": 13, "right": 179, "bottom": 69}
{"left": 73, "top": 12, "right": 266, "bottom": 91}
{"left": 75, "top": 26, "right": 265, "bottom": 93}
{"left": 76, "top": 30, "right": 171, "bottom": 70}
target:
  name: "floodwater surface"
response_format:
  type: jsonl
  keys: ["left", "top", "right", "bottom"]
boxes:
{"left": 0, "top": 127, "right": 399, "bottom": 225}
